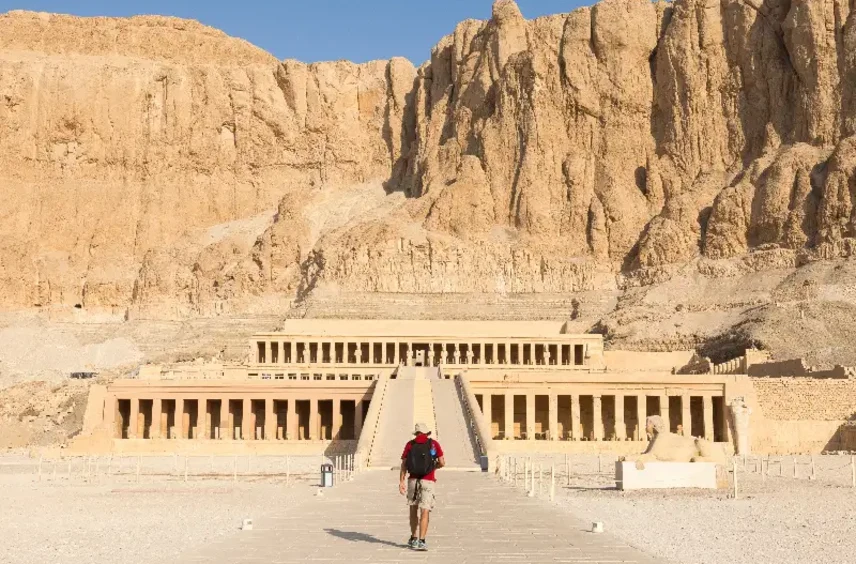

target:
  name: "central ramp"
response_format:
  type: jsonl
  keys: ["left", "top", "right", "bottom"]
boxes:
{"left": 182, "top": 471, "right": 663, "bottom": 564}
{"left": 431, "top": 379, "right": 481, "bottom": 469}
{"left": 366, "top": 368, "right": 483, "bottom": 470}
{"left": 368, "top": 379, "right": 416, "bottom": 469}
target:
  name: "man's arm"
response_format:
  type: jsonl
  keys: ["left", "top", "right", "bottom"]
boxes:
{"left": 399, "top": 460, "right": 407, "bottom": 495}
{"left": 434, "top": 441, "right": 446, "bottom": 469}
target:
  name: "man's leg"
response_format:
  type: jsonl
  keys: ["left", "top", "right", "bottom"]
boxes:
{"left": 409, "top": 505, "right": 419, "bottom": 538}
{"left": 419, "top": 509, "right": 430, "bottom": 539}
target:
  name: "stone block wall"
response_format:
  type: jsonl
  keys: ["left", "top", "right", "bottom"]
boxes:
{"left": 753, "top": 378, "right": 856, "bottom": 421}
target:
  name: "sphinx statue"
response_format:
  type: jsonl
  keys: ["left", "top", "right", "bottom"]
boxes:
{"left": 621, "top": 415, "right": 726, "bottom": 465}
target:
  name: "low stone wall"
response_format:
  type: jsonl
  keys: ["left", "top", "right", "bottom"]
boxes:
{"left": 494, "top": 440, "right": 657, "bottom": 456}
{"left": 69, "top": 438, "right": 357, "bottom": 456}
{"left": 753, "top": 420, "right": 844, "bottom": 454}
{"left": 748, "top": 358, "right": 809, "bottom": 377}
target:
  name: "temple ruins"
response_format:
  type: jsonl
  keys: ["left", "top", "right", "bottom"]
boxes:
{"left": 74, "top": 319, "right": 855, "bottom": 460}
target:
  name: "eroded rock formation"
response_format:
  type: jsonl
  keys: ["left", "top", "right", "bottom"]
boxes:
{"left": 2, "top": 0, "right": 856, "bottom": 328}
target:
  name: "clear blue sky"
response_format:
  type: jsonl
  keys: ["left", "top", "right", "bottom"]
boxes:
{"left": 0, "top": 1, "right": 589, "bottom": 64}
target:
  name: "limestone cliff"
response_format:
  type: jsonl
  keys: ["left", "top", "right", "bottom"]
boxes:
{"left": 0, "top": 11, "right": 416, "bottom": 315}
{"left": 3, "top": 1, "right": 856, "bottom": 339}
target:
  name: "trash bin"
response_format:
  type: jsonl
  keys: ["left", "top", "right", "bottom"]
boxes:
{"left": 321, "top": 463, "right": 334, "bottom": 487}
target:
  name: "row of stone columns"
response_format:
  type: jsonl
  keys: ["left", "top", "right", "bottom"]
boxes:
{"left": 257, "top": 340, "right": 587, "bottom": 367}
{"left": 119, "top": 397, "right": 364, "bottom": 441}
{"left": 481, "top": 392, "right": 719, "bottom": 441}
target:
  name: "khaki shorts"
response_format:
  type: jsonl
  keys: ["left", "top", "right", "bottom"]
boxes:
{"left": 406, "top": 479, "right": 436, "bottom": 511}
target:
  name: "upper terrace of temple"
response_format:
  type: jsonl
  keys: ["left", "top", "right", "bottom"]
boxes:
{"left": 249, "top": 319, "right": 604, "bottom": 369}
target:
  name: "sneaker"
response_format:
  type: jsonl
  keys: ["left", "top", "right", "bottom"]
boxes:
{"left": 415, "top": 540, "right": 428, "bottom": 551}
{"left": 407, "top": 537, "right": 418, "bottom": 549}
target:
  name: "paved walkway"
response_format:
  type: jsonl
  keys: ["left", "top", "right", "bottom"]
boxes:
{"left": 183, "top": 471, "right": 662, "bottom": 564}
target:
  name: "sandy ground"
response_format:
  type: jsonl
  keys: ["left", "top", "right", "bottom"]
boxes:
{"left": 5, "top": 453, "right": 856, "bottom": 564}
{"left": 500, "top": 453, "right": 856, "bottom": 564}
{"left": 0, "top": 454, "right": 341, "bottom": 564}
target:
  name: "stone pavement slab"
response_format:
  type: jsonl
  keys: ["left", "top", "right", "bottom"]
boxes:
{"left": 182, "top": 471, "right": 663, "bottom": 564}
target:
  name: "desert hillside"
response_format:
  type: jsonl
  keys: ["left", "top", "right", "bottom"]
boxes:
{"left": 2, "top": 0, "right": 856, "bottom": 395}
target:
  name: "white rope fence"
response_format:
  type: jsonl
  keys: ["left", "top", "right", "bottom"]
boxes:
{"left": 731, "top": 454, "right": 856, "bottom": 485}
{"left": 494, "top": 454, "right": 620, "bottom": 503}
{"left": 21, "top": 453, "right": 360, "bottom": 486}
{"left": 491, "top": 453, "right": 856, "bottom": 501}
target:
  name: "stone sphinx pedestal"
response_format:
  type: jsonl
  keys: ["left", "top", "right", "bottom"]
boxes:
{"left": 616, "top": 461, "right": 726, "bottom": 490}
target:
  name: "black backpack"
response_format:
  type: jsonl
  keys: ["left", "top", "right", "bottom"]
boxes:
{"left": 405, "top": 438, "right": 436, "bottom": 478}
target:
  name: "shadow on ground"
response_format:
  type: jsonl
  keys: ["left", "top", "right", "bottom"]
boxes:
{"left": 324, "top": 528, "right": 404, "bottom": 548}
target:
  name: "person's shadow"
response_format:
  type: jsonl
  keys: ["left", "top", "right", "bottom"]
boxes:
{"left": 324, "top": 528, "right": 404, "bottom": 548}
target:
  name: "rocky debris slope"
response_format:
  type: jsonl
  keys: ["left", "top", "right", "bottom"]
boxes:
{"left": 1, "top": 1, "right": 856, "bottom": 365}
{"left": 0, "top": 380, "right": 88, "bottom": 449}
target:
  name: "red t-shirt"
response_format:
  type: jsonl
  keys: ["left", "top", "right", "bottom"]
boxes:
{"left": 401, "top": 435, "right": 444, "bottom": 482}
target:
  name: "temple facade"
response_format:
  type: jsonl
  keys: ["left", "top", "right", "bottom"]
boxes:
{"left": 75, "top": 319, "right": 753, "bottom": 457}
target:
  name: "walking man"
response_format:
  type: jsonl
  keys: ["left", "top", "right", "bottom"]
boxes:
{"left": 399, "top": 422, "right": 445, "bottom": 551}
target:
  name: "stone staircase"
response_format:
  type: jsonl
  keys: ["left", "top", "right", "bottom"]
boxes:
{"left": 414, "top": 379, "right": 437, "bottom": 435}
{"left": 364, "top": 365, "right": 482, "bottom": 471}
{"left": 368, "top": 379, "right": 416, "bottom": 469}
{"left": 366, "top": 366, "right": 441, "bottom": 469}
{"left": 432, "top": 379, "right": 482, "bottom": 469}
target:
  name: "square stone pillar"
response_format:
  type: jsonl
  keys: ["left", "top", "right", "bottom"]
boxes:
{"left": 637, "top": 396, "right": 647, "bottom": 441}
{"left": 525, "top": 394, "right": 536, "bottom": 440}
{"left": 592, "top": 395, "right": 603, "bottom": 441}
{"left": 104, "top": 395, "right": 118, "bottom": 438}
{"left": 289, "top": 341, "right": 295, "bottom": 364}
{"left": 151, "top": 399, "right": 162, "bottom": 439}
{"left": 504, "top": 393, "right": 514, "bottom": 440}
{"left": 309, "top": 398, "right": 319, "bottom": 440}
{"left": 265, "top": 398, "right": 276, "bottom": 441}
{"left": 614, "top": 395, "right": 625, "bottom": 441}
{"left": 333, "top": 398, "right": 342, "bottom": 440}
{"left": 175, "top": 398, "right": 186, "bottom": 439}
{"left": 482, "top": 393, "right": 492, "bottom": 437}
{"left": 198, "top": 398, "right": 209, "bottom": 440}
{"left": 703, "top": 396, "right": 715, "bottom": 441}
{"left": 571, "top": 395, "right": 581, "bottom": 440}
{"left": 660, "top": 394, "right": 670, "bottom": 433}
{"left": 548, "top": 393, "right": 558, "bottom": 441}
{"left": 219, "top": 399, "right": 230, "bottom": 440}
{"left": 681, "top": 394, "right": 691, "bottom": 436}
{"left": 287, "top": 398, "right": 298, "bottom": 440}
{"left": 243, "top": 398, "right": 254, "bottom": 440}
{"left": 528, "top": 343, "right": 535, "bottom": 365}
{"left": 129, "top": 398, "right": 140, "bottom": 439}
{"left": 354, "top": 399, "right": 364, "bottom": 440}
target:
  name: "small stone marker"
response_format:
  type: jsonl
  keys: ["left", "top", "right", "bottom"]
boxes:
{"left": 591, "top": 522, "right": 604, "bottom": 534}
{"left": 241, "top": 518, "right": 253, "bottom": 531}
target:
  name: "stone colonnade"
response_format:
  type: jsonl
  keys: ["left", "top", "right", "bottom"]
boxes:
{"left": 476, "top": 391, "right": 726, "bottom": 442}
{"left": 254, "top": 338, "right": 592, "bottom": 367}
{"left": 112, "top": 396, "right": 369, "bottom": 442}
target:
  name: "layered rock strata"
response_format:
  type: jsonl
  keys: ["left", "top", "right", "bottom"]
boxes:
{"left": 1, "top": 0, "right": 856, "bottom": 326}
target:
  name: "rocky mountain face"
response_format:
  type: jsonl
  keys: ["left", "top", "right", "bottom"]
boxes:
{"left": 2, "top": 1, "right": 856, "bottom": 361}
{"left": 0, "top": 10, "right": 416, "bottom": 316}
